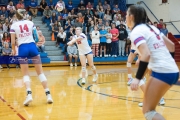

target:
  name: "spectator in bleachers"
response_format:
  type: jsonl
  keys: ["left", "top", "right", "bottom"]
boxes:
{"left": 153, "top": 21, "right": 158, "bottom": 28}
{"left": 1, "top": 7, "right": 8, "bottom": 18}
{"left": 23, "top": 11, "right": 29, "bottom": 20}
{"left": 118, "top": 24, "right": 128, "bottom": 56}
{"left": 69, "top": 9, "right": 77, "bottom": 20}
{"left": 3, "top": 18, "right": 9, "bottom": 33}
{"left": 85, "top": 17, "right": 93, "bottom": 38}
{"left": 48, "top": 0, "right": 55, "bottom": 10}
{"left": 77, "top": 13, "right": 84, "bottom": 23}
{"left": 106, "top": 28, "right": 112, "bottom": 57}
{"left": 78, "top": 6, "right": 86, "bottom": 16}
{"left": 0, "top": 23, "right": 3, "bottom": 38}
{"left": 57, "top": 28, "right": 66, "bottom": 47}
{"left": 73, "top": 18, "right": 83, "bottom": 28}
{"left": 66, "top": 27, "right": 74, "bottom": 42}
{"left": 64, "top": 19, "right": 72, "bottom": 32}
{"left": 157, "top": 19, "right": 163, "bottom": 30}
{"left": 67, "top": 41, "right": 78, "bottom": 67}
{"left": 2, "top": 42, "right": 12, "bottom": 69}
{"left": 98, "top": 6, "right": 105, "bottom": 19}
{"left": 78, "top": 0, "right": 85, "bottom": 11}
{"left": 50, "top": 12, "right": 58, "bottom": 26}
{"left": 8, "top": 9, "right": 15, "bottom": 19}
{"left": 56, "top": 0, "right": 65, "bottom": 10}
{"left": 113, "top": 5, "right": 120, "bottom": 14}
{"left": 93, "top": 11, "right": 99, "bottom": 24}
{"left": 86, "top": 2, "right": 93, "bottom": 10}
{"left": 106, "top": 4, "right": 111, "bottom": 13}
{"left": 0, "top": 15, "right": 5, "bottom": 24}
{"left": 110, "top": 23, "right": 119, "bottom": 57}
{"left": 103, "top": 1, "right": 109, "bottom": 11}
{"left": 66, "top": 1, "right": 74, "bottom": 12}
{"left": 28, "top": 16, "right": 33, "bottom": 21}
{"left": 36, "top": 31, "right": 45, "bottom": 53}
{"left": 16, "top": 0, "right": 25, "bottom": 10}
{"left": 84, "top": 9, "right": 92, "bottom": 24}
{"left": 96, "top": 2, "right": 102, "bottom": 11}
{"left": 97, "top": 19, "right": 104, "bottom": 30}
{"left": 29, "top": 0, "right": 38, "bottom": 17}
{"left": 7, "top": 1, "right": 16, "bottom": 12}
{"left": 39, "top": 0, "right": 48, "bottom": 16}
{"left": 160, "top": 23, "right": 168, "bottom": 37}
{"left": 105, "top": 21, "right": 111, "bottom": 30}
{"left": 104, "top": 10, "right": 112, "bottom": 23}
{"left": 91, "top": 26, "right": 100, "bottom": 57}
{"left": 99, "top": 25, "right": 107, "bottom": 57}
{"left": 2, "top": 32, "right": 11, "bottom": 46}
{"left": 42, "top": 6, "right": 52, "bottom": 24}
{"left": 52, "top": 21, "right": 60, "bottom": 45}
{"left": 36, "top": 26, "right": 42, "bottom": 33}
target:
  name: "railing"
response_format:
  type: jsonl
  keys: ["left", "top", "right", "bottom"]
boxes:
{"left": 138, "top": 1, "right": 180, "bottom": 34}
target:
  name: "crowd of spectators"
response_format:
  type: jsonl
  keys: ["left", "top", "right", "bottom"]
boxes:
{"left": 0, "top": 0, "right": 169, "bottom": 68}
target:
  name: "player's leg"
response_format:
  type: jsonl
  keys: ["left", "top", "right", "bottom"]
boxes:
{"left": 79, "top": 55, "right": 87, "bottom": 85}
{"left": 100, "top": 44, "right": 102, "bottom": 57}
{"left": 74, "top": 55, "right": 78, "bottom": 67}
{"left": 104, "top": 45, "right": 106, "bottom": 57}
{"left": 127, "top": 50, "right": 136, "bottom": 85}
{"left": 87, "top": 53, "right": 98, "bottom": 82}
{"left": 69, "top": 54, "right": 73, "bottom": 67}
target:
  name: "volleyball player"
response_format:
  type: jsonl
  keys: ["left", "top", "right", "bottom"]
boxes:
{"left": 126, "top": 5, "right": 179, "bottom": 120}
{"left": 67, "top": 27, "right": 98, "bottom": 85}
{"left": 10, "top": 9, "right": 53, "bottom": 106}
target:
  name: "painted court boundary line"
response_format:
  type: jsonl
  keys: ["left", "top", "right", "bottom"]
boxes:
{"left": 0, "top": 96, "right": 26, "bottom": 120}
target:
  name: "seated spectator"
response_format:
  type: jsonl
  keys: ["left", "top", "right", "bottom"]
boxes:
{"left": 106, "top": 28, "right": 112, "bottom": 57}
{"left": 64, "top": 19, "right": 72, "bottom": 32}
{"left": 52, "top": 21, "right": 60, "bottom": 44}
{"left": 36, "top": 31, "right": 45, "bottom": 53}
{"left": 104, "top": 10, "right": 112, "bottom": 23}
{"left": 2, "top": 32, "right": 11, "bottom": 46}
{"left": 16, "top": 0, "right": 25, "bottom": 10}
{"left": 113, "top": 12, "right": 121, "bottom": 22}
{"left": 69, "top": 9, "right": 77, "bottom": 20}
{"left": 66, "top": 1, "right": 74, "bottom": 12}
{"left": 1, "top": 7, "right": 8, "bottom": 18}
{"left": 0, "top": 15, "right": 5, "bottom": 24}
{"left": 153, "top": 21, "right": 158, "bottom": 28}
{"left": 160, "top": 23, "right": 168, "bottom": 37}
{"left": 157, "top": 19, "right": 163, "bottom": 30}
{"left": 42, "top": 6, "right": 52, "bottom": 24}
{"left": 98, "top": 6, "right": 105, "bottom": 19}
{"left": 36, "top": 26, "right": 42, "bottom": 33}
{"left": 99, "top": 25, "right": 107, "bottom": 57}
{"left": 8, "top": 9, "right": 15, "bottom": 19}
{"left": 77, "top": 13, "right": 84, "bottom": 23}
{"left": 2, "top": 42, "right": 12, "bottom": 69}
{"left": 57, "top": 28, "right": 66, "bottom": 47}
{"left": 0, "top": 23, "right": 3, "bottom": 38}
{"left": 50, "top": 12, "right": 58, "bottom": 26}
{"left": 67, "top": 41, "right": 78, "bottom": 67}
{"left": 3, "top": 18, "right": 9, "bottom": 33}
{"left": 86, "top": 2, "right": 93, "bottom": 10}
{"left": 39, "top": 0, "right": 48, "bottom": 16}
{"left": 66, "top": 27, "right": 75, "bottom": 42}
{"left": 79, "top": 6, "right": 86, "bottom": 16}
{"left": 91, "top": 26, "right": 100, "bottom": 57}
{"left": 7, "top": 1, "right": 16, "bottom": 12}
{"left": 23, "top": 11, "right": 29, "bottom": 20}
{"left": 84, "top": 9, "right": 92, "bottom": 24}
{"left": 56, "top": 0, "right": 65, "bottom": 10}
{"left": 73, "top": 18, "right": 83, "bottom": 28}
{"left": 103, "top": 1, "right": 109, "bottom": 11}
{"left": 78, "top": 0, "right": 85, "bottom": 11}
{"left": 28, "top": 16, "right": 33, "bottom": 22}
{"left": 96, "top": 2, "right": 102, "bottom": 11}
{"left": 113, "top": 5, "right": 120, "bottom": 14}
{"left": 48, "top": 0, "right": 55, "bottom": 10}
{"left": 97, "top": 19, "right": 104, "bottom": 30}
{"left": 29, "top": 0, "right": 38, "bottom": 17}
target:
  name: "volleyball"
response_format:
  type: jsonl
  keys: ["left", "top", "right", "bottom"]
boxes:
{"left": 56, "top": 3, "right": 64, "bottom": 12}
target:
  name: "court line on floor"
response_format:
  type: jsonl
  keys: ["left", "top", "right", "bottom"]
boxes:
{"left": 77, "top": 78, "right": 180, "bottom": 109}
{"left": 0, "top": 96, "right": 26, "bottom": 120}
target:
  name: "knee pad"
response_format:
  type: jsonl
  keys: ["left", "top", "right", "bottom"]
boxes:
{"left": 127, "top": 62, "right": 131, "bottom": 67}
{"left": 91, "top": 66, "right": 96, "bottom": 70}
{"left": 139, "top": 79, "right": 145, "bottom": 87}
{"left": 38, "top": 73, "right": 47, "bottom": 82}
{"left": 82, "top": 67, "right": 86, "bottom": 72}
{"left": 144, "top": 110, "right": 157, "bottom": 120}
{"left": 23, "top": 76, "right": 30, "bottom": 83}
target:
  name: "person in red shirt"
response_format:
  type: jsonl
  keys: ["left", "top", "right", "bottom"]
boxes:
{"left": 157, "top": 19, "right": 163, "bottom": 30}
{"left": 110, "top": 23, "right": 119, "bottom": 57}
{"left": 86, "top": 2, "right": 93, "bottom": 10}
{"left": 16, "top": 0, "right": 25, "bottom": 10}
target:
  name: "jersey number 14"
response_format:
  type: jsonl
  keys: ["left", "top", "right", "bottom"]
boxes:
{"left": 19, "top": 24, "right": 29, "bottom": 33}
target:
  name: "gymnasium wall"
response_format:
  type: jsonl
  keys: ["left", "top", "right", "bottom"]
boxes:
{"left": 126, "top": 0, "right": 180, "bottom": 35}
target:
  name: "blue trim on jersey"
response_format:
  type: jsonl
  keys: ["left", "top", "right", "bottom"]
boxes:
{"left": 85, "top": 51, "right": 93, "bottom": 56}
{"left": 151, "top": 71, "right": 179, "bottom": 85}
{"left": 19, "top": 42, "right": 39, "bottom": 57}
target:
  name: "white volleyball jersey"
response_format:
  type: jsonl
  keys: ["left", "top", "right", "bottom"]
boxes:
{"left": 73, "top": 33, "right": 92, "bottom": 55}
{"left": 130, "top": 24, "right": 179, "bottom": 73}
{"left": 10, "top": 20, "right": 35, "bottom": 46}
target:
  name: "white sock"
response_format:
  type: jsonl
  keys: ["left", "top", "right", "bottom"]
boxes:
{"left": 128, "top": 74, "right": 132, "bottom": 78}
{"left": 44, "top": 88, "right": 50, "bottom": 92}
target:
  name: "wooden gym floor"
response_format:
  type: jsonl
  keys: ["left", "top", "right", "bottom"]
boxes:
{"left": 0, "top": 64, "right": 180, "bottom": 120}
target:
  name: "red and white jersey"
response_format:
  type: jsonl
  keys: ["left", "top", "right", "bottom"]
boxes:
{"left": 73, "top": 33, "right": 92, "bottom": 55}
{"left": 10, "top": 20, "right": 35, "bottom": 46}
{"left": 130, "top": 24, "right": 179, "bottom": 73}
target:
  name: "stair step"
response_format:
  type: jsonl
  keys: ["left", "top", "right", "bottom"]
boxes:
{"left": 49, "top": 56, "right": 64, "bottom": 61}
{"left": 46, "top": 50, "right": 63, "bottom": 56}
{"left": 45, "top": 46, "right": 59, "bottom": 51}
{"left": 44, "top": 41, "right": 56, "bottom": 46}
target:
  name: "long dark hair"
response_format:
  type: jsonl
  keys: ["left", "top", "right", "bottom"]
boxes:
{"left": 128, "top": 5, "right": 147, "bottom": 28}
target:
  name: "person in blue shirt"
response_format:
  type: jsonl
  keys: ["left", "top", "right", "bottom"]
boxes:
{"left": 99, "top": 25, "right": 108, "bottom": 57}
{"left": 160, "top": 23, "right": 168, "bottom": 37}
{"left": 29, "top": 0, "right": 38, "bottom": 17}
{"left": 48, "top": 0, "right": 55, "bottom": 10}
{"left": 66, "top": 1, "right": 74, "bottom": 12}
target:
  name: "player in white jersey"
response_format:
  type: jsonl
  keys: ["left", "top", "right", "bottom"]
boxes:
{"left": 126, "top": 5, "right": 179, "bottom": 120}
{"left": 10, "top": 9, "right": 53, "bottom": 106}
{"left": 67, "top": 27, "right": 98, "bottom": 85}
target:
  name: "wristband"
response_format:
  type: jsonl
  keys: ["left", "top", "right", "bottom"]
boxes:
{"left": 170, "top": 52, "right": 175, "bottom": 58}
{"left": 135, "top": 61, "right": 148, "bottom": 80}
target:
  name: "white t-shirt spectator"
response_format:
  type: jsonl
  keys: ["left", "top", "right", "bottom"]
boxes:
{"left": 57, "top": 32, "right": 66, "bottom": 38}
{"left": 7, "top": 5, "right": 16, "bottom": 11}
{"left": 106, "top": 33, "right": 112, "bottom": 43}
{"left": 91, "top": 30, "right": 100, "bottom": 44}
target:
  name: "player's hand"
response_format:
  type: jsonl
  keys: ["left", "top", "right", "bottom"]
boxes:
{"left": 67, "top": 41, "right": 73, "bottom": 46}
{"left": 130, "top": 78, "right": 140, "bottom": 91}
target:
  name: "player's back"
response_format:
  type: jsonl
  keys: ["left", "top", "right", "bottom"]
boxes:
{"left": 11, "top": 20, "right": 35, "bottom": 46}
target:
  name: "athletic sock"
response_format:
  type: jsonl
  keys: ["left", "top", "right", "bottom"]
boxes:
{"left": 128, "top": 74, "right": 132, "bottom": 79}
{"left": 26, "top": 88, "right": 32, "bottom": 95}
